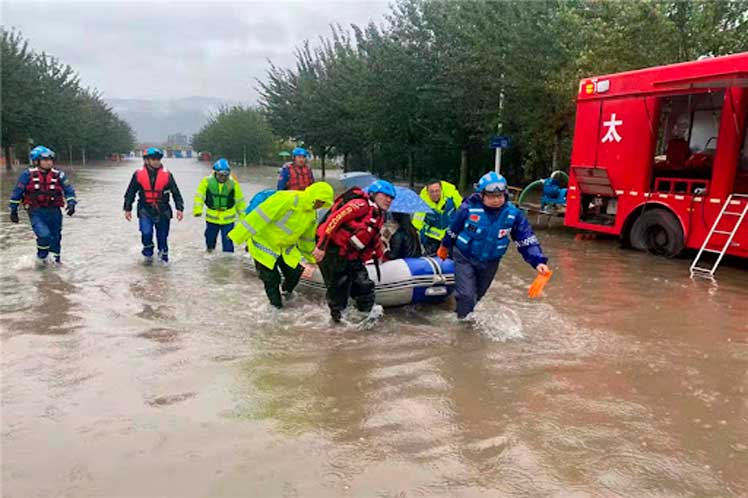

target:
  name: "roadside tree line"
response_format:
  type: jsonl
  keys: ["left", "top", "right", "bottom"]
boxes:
{"left": 257, "top": 0, "right": 747, "bottom": 190}
{"left": 1, "top": 28, "right": 136, "bottom": 170}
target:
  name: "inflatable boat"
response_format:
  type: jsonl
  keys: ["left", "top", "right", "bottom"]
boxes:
{"left": 250, "top": 256, "right": 455, "bottom": 307}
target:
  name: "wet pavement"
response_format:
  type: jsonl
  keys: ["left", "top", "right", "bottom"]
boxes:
{"left": 1, "top": 159, "right": 747, "bottom": 497}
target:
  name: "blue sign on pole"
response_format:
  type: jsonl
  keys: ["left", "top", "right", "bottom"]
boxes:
{"left": 490, "top": 135, "right": 511, "bottom": 149}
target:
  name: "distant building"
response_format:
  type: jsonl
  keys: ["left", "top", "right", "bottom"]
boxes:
{"left": 166, "top": 133, "right": 189, "bottom": 148}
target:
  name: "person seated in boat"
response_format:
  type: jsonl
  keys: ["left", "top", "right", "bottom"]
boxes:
{"left": 384, "top": 212, "right": 422, "bottom": 260}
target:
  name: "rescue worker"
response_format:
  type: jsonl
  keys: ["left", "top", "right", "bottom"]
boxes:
{"left": 8, "top": 146, "right": 77, "bottom": 265}
{"left": 437, "top": 172, "right": 550, "bottom": 320}
{"left": 123, "top": 147, "right": 184, "bottom": 264}
{"left": 193, "top": 158, "right": 247, "bottom": 252}
{"left": 312, "top": 180, "right": 396, "bottom": 323}
{"left": 277, "top": 147, "right": 314, "bottom": 191}
{"left": 412, "top": 179, "right": 463, "bottom": 256}
{"left": 229, "top": 182, "right": 334, "bottom": 308}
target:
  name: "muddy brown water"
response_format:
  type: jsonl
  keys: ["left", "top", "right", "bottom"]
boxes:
{"left": 1, "top": 160, "right": 746, "bottom": 497}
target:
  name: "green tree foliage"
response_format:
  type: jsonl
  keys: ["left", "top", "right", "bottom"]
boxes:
{"left": 1, "top": 28, "right": 135, "bottom": 170}
{"left": 191, "top": 106, "right": 275, "bottom": 165}
{"left": 258, "top": 0, "right": 748, "bottom": 189}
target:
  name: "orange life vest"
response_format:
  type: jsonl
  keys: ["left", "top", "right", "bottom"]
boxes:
{"left": 136, "top": 166, "right": 170, "bottom": 205}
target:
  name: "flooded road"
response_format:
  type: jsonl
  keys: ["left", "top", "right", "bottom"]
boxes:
{"left": 2, "top": 159, "right": 747, "bottom": 497}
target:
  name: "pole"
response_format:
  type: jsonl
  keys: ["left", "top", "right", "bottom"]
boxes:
{"left": 494, "top": 147, "right": 501, "bottom": 174}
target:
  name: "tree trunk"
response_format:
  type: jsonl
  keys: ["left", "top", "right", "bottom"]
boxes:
{"left": 458, "top": 148, "right": 469, "bottom": 193}
{"left": 321, "top": 149, "right": 326, "bottom": 179}
{"left": 343, "top": 152, "right": 349, "bottom": 173}
{"left": 81, "top": 147, "right": 86, "bottom": 166}
{"left": 68, "top": 144, "right": 73, "bottom": 166}
{"left": 4, "top": 145, "right": 13, "bottom": 172}
{"left": 552, "top": 130, "right": 560, "bottom": 172}
{"left": 408, "top": 149, "right": 414, "bottom": 188}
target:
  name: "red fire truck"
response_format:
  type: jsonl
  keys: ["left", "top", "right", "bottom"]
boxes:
{"left": 565, "top": 52, "right": 748, "bottom": 275}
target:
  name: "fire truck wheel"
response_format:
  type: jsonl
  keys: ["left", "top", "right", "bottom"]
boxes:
{"left": 630, "top": 209, "right": 684, "bottom": 257}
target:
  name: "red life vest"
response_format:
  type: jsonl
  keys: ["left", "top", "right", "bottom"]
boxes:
{"left": 136, "top": 166, "right": 170, "bottom": 205}
{"left": 318, "top": 188, "right": 385, "bottom": 261}
{"left": 24, "top": 167, "right": 64, "bottom": 208}
{"left": 286, "top": 163, "right": 314, "bottom": 191}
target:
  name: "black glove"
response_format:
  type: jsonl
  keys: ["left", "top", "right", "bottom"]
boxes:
{"left": 10, "top": 210, "right": 19, "bottom": 223}
{"left": 66, "top": 205, "right": 75, "bottom": 216}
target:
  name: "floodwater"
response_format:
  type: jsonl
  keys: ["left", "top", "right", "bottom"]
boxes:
{"left": 1, "top": 159, "right": 746, "bottom": 498}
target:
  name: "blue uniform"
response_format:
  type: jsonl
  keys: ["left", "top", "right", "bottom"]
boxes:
{"left": 9, "top": 168, "right": 77, "bottom": 262}
{"left": 442, "top": 193, "right": 547, "bottom": 318}
{"left": 276, "top": 166, "right": 291, "bottom": 190}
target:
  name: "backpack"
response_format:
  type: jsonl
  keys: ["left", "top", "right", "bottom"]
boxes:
{"left": 318, "top": 187, "right": 369, "bottom": 225}
{"left": 245, "top": 189, "right": 276, "bottom": 214}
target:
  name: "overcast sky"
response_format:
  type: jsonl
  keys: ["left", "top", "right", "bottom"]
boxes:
{"left": 2, "top": 0, "right": 391, "bottom": 103}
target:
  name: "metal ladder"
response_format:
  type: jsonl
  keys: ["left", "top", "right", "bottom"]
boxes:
{"left": 690, "top": 193, "right": 748, "bottom": 278}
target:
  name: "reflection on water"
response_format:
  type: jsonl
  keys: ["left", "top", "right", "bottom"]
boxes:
{"left": 1, "top": 160, "right": 746, "bottom": 497}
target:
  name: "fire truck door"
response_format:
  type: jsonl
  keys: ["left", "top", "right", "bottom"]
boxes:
{"left": 570, "top": 100, "right": 603, "bottom": 168}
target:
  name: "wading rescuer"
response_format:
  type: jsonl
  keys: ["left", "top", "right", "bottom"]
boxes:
{"left": 123, "top": 148, "right": 184, "bottom": 264}
{"left": 312, "top": 180, "right": 396, "bottom": 323}
{"left": 8, "top": 146, "right": 77, "bottom": 265}
{"left": 277, "top": 147, "right": 314, "bottom": 191}
{"left": 412, "top": 179, "right": 463, "bottom": 256}
{"left": 229, "top": 182, "right": 334, "bottom": 308}
{"left": 437, "top": 171, "right": 551, "bottom": 319}
{"left": 193, "top": 158, "right": 246, "bottom": 252}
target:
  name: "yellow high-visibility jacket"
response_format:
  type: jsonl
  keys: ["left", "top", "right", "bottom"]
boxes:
{"left": 193, "top": 175, "right": 247, "bottom": 225}
{"left": 412, "top": 181, "right": 463, "bottom": 242}
{"left": 229, "top": 182, "right": 334, "bottom": 270}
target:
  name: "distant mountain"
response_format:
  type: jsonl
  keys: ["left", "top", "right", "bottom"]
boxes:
{"left": 107, "top": 96, "right": 238, "bottom": 144}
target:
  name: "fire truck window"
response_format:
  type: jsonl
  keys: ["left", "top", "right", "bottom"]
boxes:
{"left": 689, "top": 110, "right": 720, "bottom": 152}
{"left": 654, "top": 90, "right": 724, "bottom": 186}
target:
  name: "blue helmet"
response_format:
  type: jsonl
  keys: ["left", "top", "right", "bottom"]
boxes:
{"left": 212, "top": 158, "right": 231, "bottom": 173}
{"left": 143, "top": 147, "right": 164, "bottom": 159}
{"left": 367, "top": 180, "right": 397, "bottom": 199}
{"left": 476, "top": 171, "right": 507, "bottom": 194}
{"left": 30, "top": 145, "right": 55, "bottom": 161}
{"left": 292, "top": 147, "right": 309, "bottom": 158}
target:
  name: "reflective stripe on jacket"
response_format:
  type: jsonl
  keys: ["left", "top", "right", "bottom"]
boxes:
{"left": 193, "top": 175, "right": 246, "bottom": 225}
{"left": 24, "top": 167, "right": 65, "bottom": 207}
{"left": 412, "top": 181, "right": 463, "bottom": 242}
{"left": 229, "top": 182, "right": 333, "bottom": 269}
